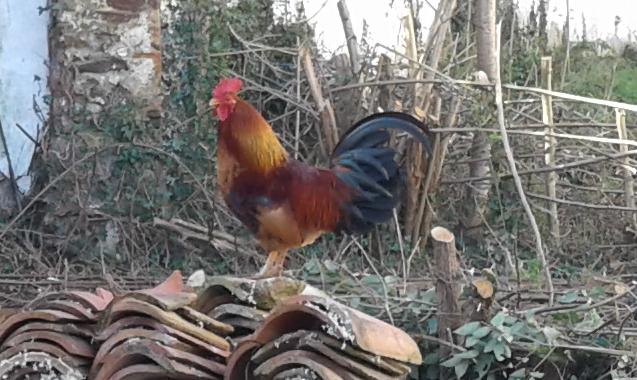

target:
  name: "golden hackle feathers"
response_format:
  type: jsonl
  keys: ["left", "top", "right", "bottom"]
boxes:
{"left": 219, "top": 99, "right": 288, "bottom": 175}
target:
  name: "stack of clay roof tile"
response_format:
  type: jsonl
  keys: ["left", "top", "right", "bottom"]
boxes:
{"left": 199, "top": 278, "right": 423, "bottom": 380}
{"left": 193, "top": 276, "right": 313, "bottom": 347}
{"left": 0, "top": 287, "right": 113, "bottom": 379}
{"left": 89, "top": 271, "right": 233, "bottom": 379}
{"left": 0, "top": 272, "right": 422, "bottom": 379}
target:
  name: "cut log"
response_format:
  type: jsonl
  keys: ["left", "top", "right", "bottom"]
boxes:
{"left": 431, "top": 226, "right": 463, "bottom": 362}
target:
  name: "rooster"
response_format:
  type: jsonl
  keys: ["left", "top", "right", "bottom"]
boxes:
{"left": 211, "top": 78, "right": 431, "bottom": 277}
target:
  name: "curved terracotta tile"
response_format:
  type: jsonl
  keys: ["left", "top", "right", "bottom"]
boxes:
{"left": 249, "top": 330, "right": 400, "bottom": 380}
{"left": 255, "top": 295, "right": 421, "bottom": 365}
{"left": 30, "top": 299, "right": 97, "bottom": 321}
{"left": 5, "top": 321, "right": 93, "bottom": 341}
{"left": 103, "top": 298, "right": 231, "bottom": 351}
{"left": 150, "top": 270, "right": 184, "bottom": 295}
{"left": 193, "top": 285, "right": 235, "bottom": 315}
{"left": 0, "top": 352, "right": 85, "bottom": 379}
{"left": 94, "top": 316, "right": 229, "bottom": 359}
{"left": 0, "top": 341, "right": 90, "bottom": 368}
{"left": 95, "top": 315, "right": 170, "bottom": 341}
{"left": 224, "top": 340, "right": 261, "bottom": 380}
{"left": 93, "top": 328, "right": 182, "bottom": 368}
{"left": 108, "top": 363, "right": 176, "bottom": 380}
{"left": 0, "top": 310, "right": 81, "bottom": 343}
{"left": 208, "top": 303, "right": 267, "bottom": 322}
{"left": 254, "top": 349, "right": 351, "bottom": 380}
{"left": 92, "top": 338, "right": 222, "bottom": 380}
{"left": 26, "top": 290, "right": 113, "bottom": 313}
{"left": 2, "top": 330, "right": 95, "bottom": 358}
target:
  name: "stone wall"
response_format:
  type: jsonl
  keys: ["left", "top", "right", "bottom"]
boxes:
{"left": 49, "top": 0, "right": 161, "bottom": 120}
{"left": 39, "top": 0, "right": 163, "bottom": 253}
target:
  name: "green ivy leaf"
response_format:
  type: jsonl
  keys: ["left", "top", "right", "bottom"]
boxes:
{"left": 472, "top": 326, "right": 492, "bottom": 339}
{"left": 530, "top": 371, "right": 545, "bottom": 378}
{"left": 455, "top": 350, "right": 480, "bottom": 359}
{"left": 509, "top": 368, "right": 526, "bottom": 378}
{"left": 455, "top": 360, "right": 470, "bottom": 378}
{"left": 504, "top": 315, "right": 518, "bottom": 325}
{"left": 455, "top": 321, "right": 481, "bottom": 336}
{"left": 558, "top": 291, "right": 579, "bottom": 304}
{"left": 574, "top": 309, "right": 603, "bottom": 331}
{"left": 465, "top": 336, "right": 480, "bottom": 348}
{"left": 484, "top": 337, "right": 498, "bottom": 353}
{"left": 493, "top": 342, "right": 506, "bottom": 361}
{"left": 490, "top": 312, "right": 506, "bottom": 328}
{"left": 475, "top": 354, "right": 492, "bottom": 379}
{"left": 503, "top": 343, "right": 512, "bottom": 359}
{"left": 589, "top": 286, "right": 605, "bottom": 299}
{"left": 440, "top": 355, "right": 463, "bottom": 368}
{"left": 510, "top": 321, "right": 525, "bottom": 335}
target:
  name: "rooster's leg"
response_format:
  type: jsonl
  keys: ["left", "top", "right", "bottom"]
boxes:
{"left": 255, "top": 251, "right": 282, "bottom": 278}
{"left": 272, "top": 249, "right": 288, "bottom": 274}
{"left": 255, "top": 251, "right": 287, "bottom": 278}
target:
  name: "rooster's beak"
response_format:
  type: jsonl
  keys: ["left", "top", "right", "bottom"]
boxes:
{"left": 210, "top": 98, "right": 220, "bottom": 109}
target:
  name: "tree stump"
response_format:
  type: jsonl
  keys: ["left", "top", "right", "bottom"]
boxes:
{"left": 431, "top": 226, "right": 463, "bottom": 362}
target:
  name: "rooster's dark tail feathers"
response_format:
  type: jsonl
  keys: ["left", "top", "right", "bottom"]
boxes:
{"left": 331, "top": 112, "right": 432, "bottom": 234}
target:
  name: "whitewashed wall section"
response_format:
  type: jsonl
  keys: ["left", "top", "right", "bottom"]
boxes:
{"left": 0, "top": 1, "right": 49, "bottom": 196}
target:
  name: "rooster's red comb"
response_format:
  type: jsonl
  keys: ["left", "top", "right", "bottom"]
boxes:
{"left": 213, "top": 78, "right": 243, "bottom": 99}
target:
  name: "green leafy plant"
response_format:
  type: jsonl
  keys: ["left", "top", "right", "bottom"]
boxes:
{"left": 439, "top": 312, "right": 547, "bottom": 379}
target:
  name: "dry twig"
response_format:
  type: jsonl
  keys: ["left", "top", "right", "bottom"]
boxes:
{"left": 493, "top": 22, "right": 554, "bottom": 305}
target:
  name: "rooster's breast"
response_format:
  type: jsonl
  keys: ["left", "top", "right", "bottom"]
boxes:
{"left": 216, "top": 138, "right": 241, "bottom": 196}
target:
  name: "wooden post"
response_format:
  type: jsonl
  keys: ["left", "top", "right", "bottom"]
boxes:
{"left": 615, "top": 108, "right": 637, "bottom": 233}
{"left": 432, "top": 226, "right": 462, "bottom": 362}
{"left": 402, "top": 5, "right": 423, "bottom": 239}
{"left": 541, "top": 56, "right": 560, "bottom": 249}
{"left": 462, "top": 0, "right": 493, "bottom": 242}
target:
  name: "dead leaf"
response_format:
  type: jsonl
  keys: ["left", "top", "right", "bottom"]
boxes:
{"left": 413, "top": 106, "right": 426, "bottom": 119}
{"left": 614, "top": 283, "right": 629, "bottom": 296}
{"left": 472, "top": 278, "right": 494, "bottom": 299}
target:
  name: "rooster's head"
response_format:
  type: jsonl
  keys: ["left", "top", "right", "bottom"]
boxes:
{"left": 211, "top": 78, "right": 242, "bottom": 121}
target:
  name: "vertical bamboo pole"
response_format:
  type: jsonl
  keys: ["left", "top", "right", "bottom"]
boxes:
{"left": 560, "top": 0, "right": 570, "bottom": 89}
{"left": 337, "top": 0, "right": 361, "bottom": 76}
{"left": 294, "top": 37, "right": 301, "bottom": 159}
{"left": 615, "top": 108, "right": 637, "bottom": 232}
{"left": 541, "top": 56, "right": 560, "bottom": 249}
{"left": 408, "top": 0, "right": 458, "bottom": 242}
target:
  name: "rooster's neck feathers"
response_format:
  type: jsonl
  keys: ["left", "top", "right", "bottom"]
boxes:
{"left": 220, "top": 99, "right": 288, "bottom": 174}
